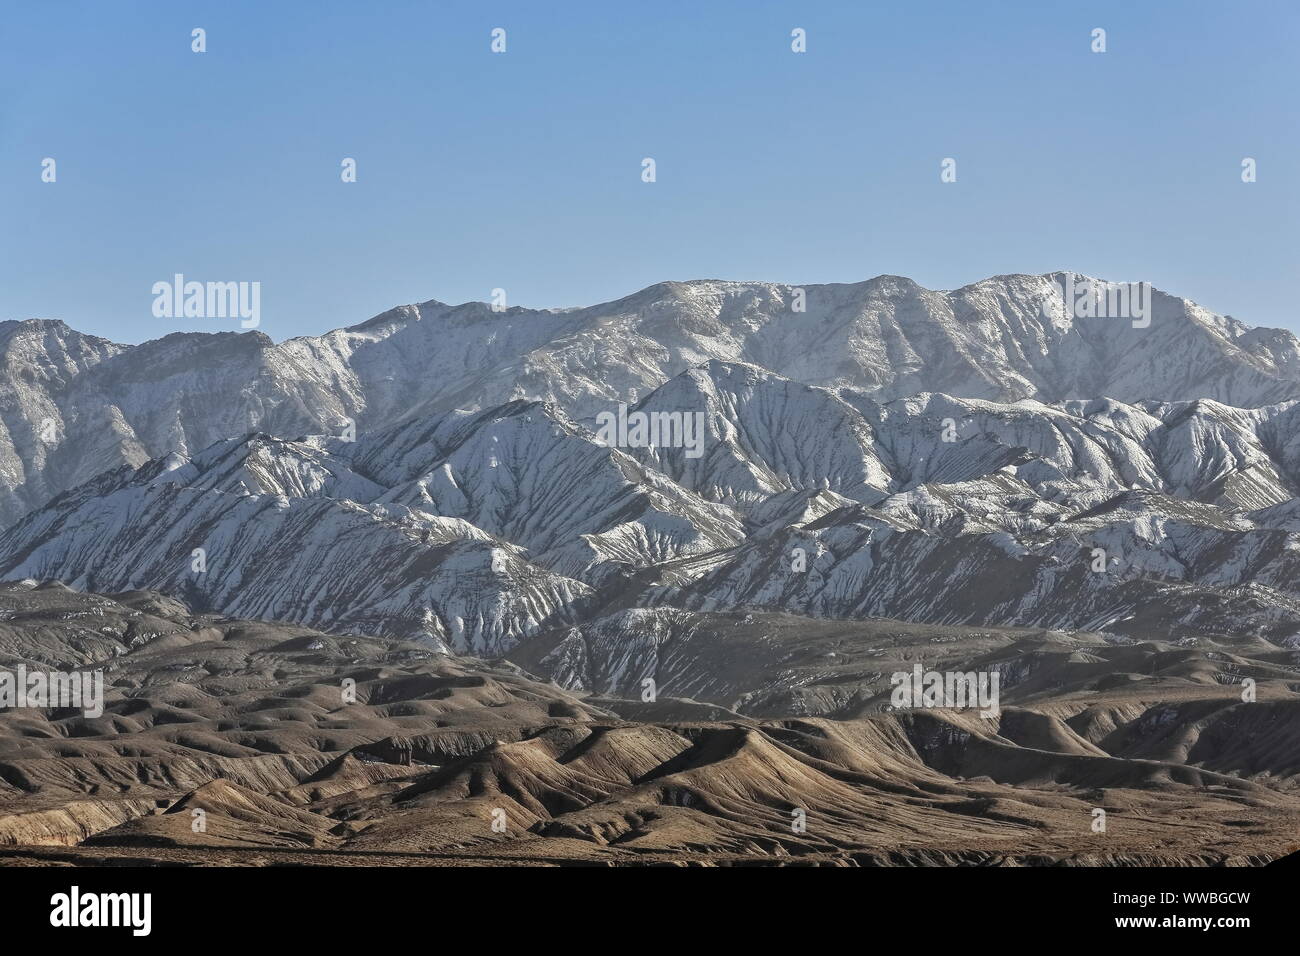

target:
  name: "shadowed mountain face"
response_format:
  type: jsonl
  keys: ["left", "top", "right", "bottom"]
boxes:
{"left": 2, "top": 585, "right": 1298, "bottom": 867}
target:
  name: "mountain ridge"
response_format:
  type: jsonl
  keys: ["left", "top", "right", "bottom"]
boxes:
{"left": 0, "top": 271, "right": 1296, "bottom": 529}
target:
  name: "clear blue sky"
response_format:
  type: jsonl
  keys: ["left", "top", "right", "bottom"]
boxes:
{"left": 2, "top": 0, "right": 1296, "bottom": 342}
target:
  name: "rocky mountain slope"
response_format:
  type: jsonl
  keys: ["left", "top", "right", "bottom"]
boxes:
{"left": 2, "top": 272, "right": 1298, "bottom": 527}
{"left": 5, "top": 270, "right": 1300, "bottom": 867}
{"left": 2, "top": 585, "right": 1297, "bottom": 866}
{"left": 6, "top": 360, "right": 1300, "bottom": 660}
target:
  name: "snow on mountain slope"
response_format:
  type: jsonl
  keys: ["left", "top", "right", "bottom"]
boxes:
{"left": 641, "top": 482, "right": 1300, "bottom": 645}
{"left": 7, "top": 360, "right": 1300, "bottom": 656}
{"left": 355, "top": 400, "right": 745, "bottom": 580}
{"left": 622, "top": 361, "right": 892, "bottom": 509}
{"left": 182, "top": 434, "right": 387, "bottom": 501}
{"left": 0, "top": 451, "right": 591, "bottom": 655}
{"left": 0, "top": 320, "right": 131, "bottom": 526}
{"left": 1, "top": 271, "right": 1297, "bottom": 528}
{"left": 5, "top": 268, "right": 1300, "bottom": 685}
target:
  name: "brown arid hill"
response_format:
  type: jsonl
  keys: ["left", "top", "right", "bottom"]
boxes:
{"left": 1, "top": 582, "right": 1299, "bottom": 867}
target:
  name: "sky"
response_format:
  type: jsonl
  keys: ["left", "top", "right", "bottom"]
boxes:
{"left": 1, "top": 0, "right": 1296, "bottom": 343}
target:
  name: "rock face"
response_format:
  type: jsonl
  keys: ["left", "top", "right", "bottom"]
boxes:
{"left": 2, "top": 272, "right": 1298, "bottom": 527}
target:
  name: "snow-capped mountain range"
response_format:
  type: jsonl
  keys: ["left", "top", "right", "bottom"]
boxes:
{"left": 4, "top": 271, "right": 1299, "bottom": 527}
{"left": 3, "top": 272, "right": 1300, "bottom": 671}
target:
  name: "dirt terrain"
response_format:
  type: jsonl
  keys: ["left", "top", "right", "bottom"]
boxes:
{"left": 2, "top": 581, "right": 1298, "bottom": 866}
